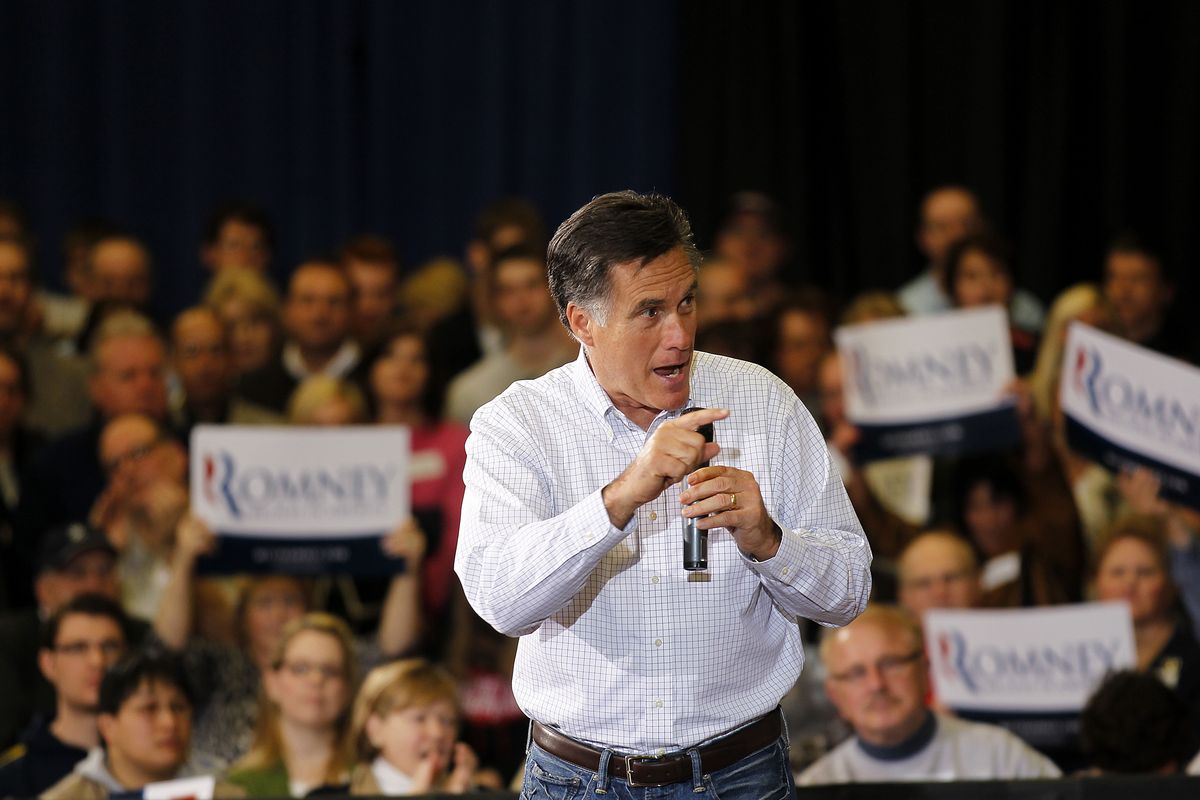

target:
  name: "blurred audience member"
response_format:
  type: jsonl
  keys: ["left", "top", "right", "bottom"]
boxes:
{"left": 1080, "top": 670, "right": 1198, "bottom": 775}
{"left": 428, "top": 198, "right": 547, "bottom": 406}
{"left": 226, "top": 614, "right": 359, "bottom": 796}
{"left": 0, "top": 239, "right": 93, "bottom": 437}
{"left": 38, "top": 219, "right": 119, "bottom": 343}
{"left": 444, "top": 244, "right": 574, "bottom": 425}
{"left": 0, "top": 523, "right": 151, "bottom": 750}
{"left": 169, "top": 306, "right": 283, "bottom": 438}
{"left": 1102, "top": 233, "right": 1192, "bottom": 362}
{"left": 348, "top": 659, "right": 478, "bottom": 795}
{"left": 24, "top": 311, "right": 168, "bottom": 529}
{"left": 200, "top": 203, "right": 274, "bottom": 275}
{"left": 1093, "top": 514, "right": 1200, "bottom": 726}
{"left": 0, "top": 199, "right": 29, "bottom": 244}
{"left": 369, "top": 323, "right": 468, "bottom": 637}
{"left": 340, "top": 235, "right": 401, "bottom": 354}
{"left": 239, "top": 261, "right": 369, "bottom": 414}
{"left": 1028, "top": 283, "right": 1113, "bottom": 424}
{"left": 91, "top": 414, "right": 187, "bottom": 619}
{"left": 398, "top": 258, "right": 470, "bottom": 332}
{"left": 1117, "top": 466, "right": 1200, "bottom": 641}
{"left": 899, "top": 186, "right": 1044, "bottom": 332}
{"left": 712, "top": 191, "right": 791, "bottom": 315}
{"left": 769, "top": 289, "right": 833, "bottom": 416}
{"left": 798, "top": 605, "right": 1059, "bottom": 785}
{"left": 840, "top": 291, "right": 906, "bottom": 327}
{"left": 696, "top": 255, "right": 754, "bottom": 330}
{"left": 944, "top": 232, "right": 1038, "bottom": 373}
{"left": 42, "top": 647, "right": 239, "bottom": 799}
{"left": 0, "top": 594, "right": 128, "bottom": 798}
{"left": 88, "top": 234, "right": 153, "bottom": 313}
{"left": 951, "top": 455, "right": 1080, "bottom": 607}
{"left": 897, "top": 531, "right": 981, "bottom": 620}
{"left": 205, "top": 267, "right": 283, "bottom": 380}
{"left": 287, "top": 375, "right": 368, "bottom": 426}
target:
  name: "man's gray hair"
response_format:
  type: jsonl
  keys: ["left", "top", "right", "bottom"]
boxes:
{"left": 546, "top": 191, "right": 701, "bottom": 333}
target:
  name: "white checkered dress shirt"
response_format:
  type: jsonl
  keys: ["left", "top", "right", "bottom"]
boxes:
{"left": 455, "top": 349, "right": 871, "bottom": 754}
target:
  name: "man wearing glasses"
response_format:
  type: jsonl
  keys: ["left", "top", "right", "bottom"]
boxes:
{"left": 798, "top": 604, "right": 1060, "bottom": 785}
{"left": 0, "top": 594, "right": 128, "bottom": 797}
{"left": 0, "top": 523, "right": 151, "bottom": 751}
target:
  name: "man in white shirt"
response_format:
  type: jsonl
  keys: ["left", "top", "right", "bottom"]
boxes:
{"left": 798, "top": 604, "right": 1060, "bottom": 785}
{"left": 456, "top": 191, "right": 871, "bottom": 798}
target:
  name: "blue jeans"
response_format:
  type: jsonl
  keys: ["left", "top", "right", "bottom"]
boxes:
{"left": 519, "top": 733, "right": 796, "bottom": 799}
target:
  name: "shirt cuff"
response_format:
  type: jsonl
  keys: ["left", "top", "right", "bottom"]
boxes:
{"left": 740, "top": 516, "right": 801, "bottom": 582}
{"left": 576, "top": 487, "right": 638, "bottom": 550}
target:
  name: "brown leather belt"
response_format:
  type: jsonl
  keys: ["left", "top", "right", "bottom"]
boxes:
{"left": 530, "top": 711, "right": 782, "bottom": 788}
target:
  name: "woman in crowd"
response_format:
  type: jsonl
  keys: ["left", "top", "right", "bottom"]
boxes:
{"left": 1093, "top": 514, "right": 1200, "bottom": 730}
{"left": 348, "top": 658, "right": 478, "bottom": 795}
{"left": 368, "top": 322, "right": 469, "bottom": 643}
{"left": 154, "top": 517, "right": 423, "bottom": 766}
{"left": 944, "top": 232, "right": 1038, "bottom": 374}
{"left": 205, "top": 267, "right": 283, "bottom": 379}
{"left": 227, "top": 613, "right": 359, "bottom": 796}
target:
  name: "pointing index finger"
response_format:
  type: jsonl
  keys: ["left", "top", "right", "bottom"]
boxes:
{"left": 677, "top": 407, "right": 730, "bottom": 430}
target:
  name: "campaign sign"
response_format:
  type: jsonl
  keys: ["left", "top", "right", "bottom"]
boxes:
{"left": 835, "top": 306, "right": 1020, "bottom": 461}
{"left": 1061, "top": 322, "right": 1200, "bottom": 509}
{"left": 190, "top": 426, "right": 410, "bottom": 575}
{"left": 924, "top": 603, "right": 1135, "bottom": 713}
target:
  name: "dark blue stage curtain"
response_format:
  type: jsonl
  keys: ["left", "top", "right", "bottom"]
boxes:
{"left": 0, "top": 0, "right": 677, "bottom": 315}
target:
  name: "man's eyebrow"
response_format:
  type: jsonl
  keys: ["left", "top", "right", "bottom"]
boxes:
{"left": 631, "top": 297, "right": 665, "bottom": 314}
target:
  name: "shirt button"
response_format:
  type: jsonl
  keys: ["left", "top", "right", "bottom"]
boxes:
{"left": 780, "top": 567, "right": 791, "bottom": 576}
{"left": 649, "top": 511, "right": 657, "bottom": 521}
{"left": 654, "top": 638, "right": 663, "bottom": 648}
{"left": 654, "top": 699, "right": 664, "bottom": 708}
{"left": 651, "top": 575, "right": 660, "bottom": 584}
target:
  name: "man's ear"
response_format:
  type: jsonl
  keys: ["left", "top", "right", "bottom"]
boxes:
{"left": 37, "top": 648, "right": 57, "bottom": 684}
{"left": 96, "top": 713, "right": 115, "bottom": 744}
{"left": 565, "top": 303, "right": 596, "bottom": 347}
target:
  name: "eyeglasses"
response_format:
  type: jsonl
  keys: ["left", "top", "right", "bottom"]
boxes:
{"left": 280, "top": 660, "right": 344, "bottom": 681}
{"left": 829, "top": 650, "right": 923, "bottom": 684}
{"left": 54, "top": 639, "right": 125, "bottom": 658}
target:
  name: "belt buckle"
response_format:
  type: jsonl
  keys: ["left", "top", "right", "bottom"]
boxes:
{"left": 623, "top": 754, "right": 663, "bottom": 788}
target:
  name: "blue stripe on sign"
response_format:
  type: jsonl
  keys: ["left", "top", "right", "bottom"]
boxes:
{"left": 853, "top": 404, "right": 1021, "bottom": 463}
{"left": 195, "top": 532, "right": 408, "bottom": 576}
{"left": 1063, "top": 415, "right": 1200, "bottom": 510}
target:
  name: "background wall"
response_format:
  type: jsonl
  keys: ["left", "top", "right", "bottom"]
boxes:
{"left": 1, "top": 0, "right": 1198, "bottom": 317}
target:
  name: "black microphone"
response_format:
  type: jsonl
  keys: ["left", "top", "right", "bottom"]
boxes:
{"left": 681, "top": 408, "right": 715, "bottom": 571}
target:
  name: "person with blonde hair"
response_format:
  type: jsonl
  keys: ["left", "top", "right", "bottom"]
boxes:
{"left": 225, "top": 613, "right": 360, "bottom": 797}
{"left": 286, "top": 375, "right": 369, "bottom": 426}
{"left": 204, "top": 267, "right": 283, "bottom": 378}
{"left": 347, "top": 659, "right": 477, "bottom": 795}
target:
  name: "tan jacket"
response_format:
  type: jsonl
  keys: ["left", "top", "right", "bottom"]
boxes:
{"left": 348, "top": 762, "right": 383, "bottom": 795}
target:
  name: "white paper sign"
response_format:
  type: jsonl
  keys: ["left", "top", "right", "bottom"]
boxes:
{"left": 1060, "top": 322, "right": 1200, "bottom": 508}
{"left": 189, "top": 426, "right": 410, "bottom": 574}
{"left": 834, "top": 307, "right": 1019, "bottom": 460}
{"left": 143, "top": 775, "right": 215, "bottom": 800}
{"left": 924, "top": 603, "right": 1136, "bottom": 712}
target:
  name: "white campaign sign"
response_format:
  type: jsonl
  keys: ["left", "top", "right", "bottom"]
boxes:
{"left": 924, "top": 603, "right": 1136, "bottom": 712}
{"left": 189, "top": 426, "right": 411, "bottom": 574}
{"left": 837, "top": 306, "right": 1014, "bottom": 424}
{"left": 1060, "top": 322, "right": 1200, "bottom": 506}
{"left": 833, "top": 306, "right": 1019, "bottom": 460}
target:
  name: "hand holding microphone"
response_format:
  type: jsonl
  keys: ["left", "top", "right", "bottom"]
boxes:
{"left": 600, "top": 407, "right": 727, "bottom": 530}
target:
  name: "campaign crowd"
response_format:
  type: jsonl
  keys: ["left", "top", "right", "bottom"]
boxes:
{"left": 0, "top": 187, "right": 1197, "bottom": 797}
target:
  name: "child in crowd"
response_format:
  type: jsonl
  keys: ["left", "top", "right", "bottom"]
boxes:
{"left": 348, "top": 658, "right": 478, "bottom": 795}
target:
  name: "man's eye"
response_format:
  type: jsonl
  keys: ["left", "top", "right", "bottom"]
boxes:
{"left": 641, "top": 308, "right": 659, "bottom": 318}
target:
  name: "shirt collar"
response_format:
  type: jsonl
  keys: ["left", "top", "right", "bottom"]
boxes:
{"left": 282, "top": 339, "right": 361, "bottom": 380}
{"left": 856, "top": 710, "right": 937, "bottom": 762}
{"left": 567, "top": 348, "right": 717, "bottom": 436}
